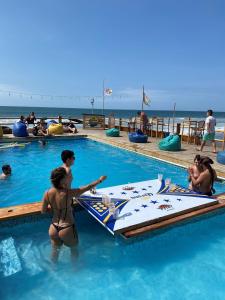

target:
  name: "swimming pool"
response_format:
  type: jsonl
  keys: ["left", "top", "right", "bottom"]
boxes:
{"left": 0, "top": 138, "right": 225, "bottom": 208}
{"left": 1, "top": 208, "right": 225, "bottom": 300}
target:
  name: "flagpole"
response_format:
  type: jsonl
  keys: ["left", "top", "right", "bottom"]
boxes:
{"left": 102, "top": 80, "right": 105, "bottom": 115}
{"left": 172, "top": 102, "right": 176, "bottom": 134}
{"left": 142, "top": 85, "right": 144, "bottom": 111}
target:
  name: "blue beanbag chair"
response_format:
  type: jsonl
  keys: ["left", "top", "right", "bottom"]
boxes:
{"left": 47, "top": 120, "right": 58, "bottom": 128}
{"left": 13, "top": 121, "right": 28, "bottom": 137}
{"left": 159, "top": 134, "right": 181, "bottom": 151}
{"left": 106, "top": 128, "right": 120, "bottom": 137}
{"left": 129, "top": 130, "right": 148, "bottom": 143}
{"left": 217, "top": 151, "right": 225, "bottom": 165}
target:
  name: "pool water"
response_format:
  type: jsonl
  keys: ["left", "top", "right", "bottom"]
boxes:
{"left": 1, "top": 210, "right": 225, "bottom": 300}
{"left": 0, "top": 138, "right": 224, "bottom": 208}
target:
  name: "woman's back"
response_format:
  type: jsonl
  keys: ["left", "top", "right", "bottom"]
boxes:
{"left": 47, "top": 188, "right": 74, "bottom": 226}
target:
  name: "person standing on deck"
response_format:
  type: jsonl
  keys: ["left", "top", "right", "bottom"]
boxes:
{"left": 197, "top": 109, "right": 217, "bottom": 153}
{"left": 61, "top": 150, "right": 75, "bottom": 188}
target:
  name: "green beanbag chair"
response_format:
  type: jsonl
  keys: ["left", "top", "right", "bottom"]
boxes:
{"left": 106, "top": 128, "right": 120, "bottom": 137}
{"left": 158, "top": 134, "right": 181, "bottom": 151}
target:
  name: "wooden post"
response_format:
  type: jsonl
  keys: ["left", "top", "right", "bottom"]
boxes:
{"left": 119, "top": 118, "right": 122, "bottom": 130}
{"left": 176, "top": 123, "right": 181, "bottom": 135}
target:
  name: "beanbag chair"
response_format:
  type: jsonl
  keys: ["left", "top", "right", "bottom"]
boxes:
{"left": 158, "top": 134, "right": 181, "bottom": 151}
{"left": 217, "top": 151, "right": 225, "bottom": 165}
{"left": 13, "top": 121, "right": 28, "bottom": 137}
{"left": 129, "top": 130, "right": 148, "bottom": 143}
{"left": 48, "top": 123, "right": 63, "bottom": 135}
{"left": 106, "top": 128, "right": 120, "bottom": 137}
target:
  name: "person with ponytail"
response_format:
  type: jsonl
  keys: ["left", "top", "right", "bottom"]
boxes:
{"left": 41, "top": 167, "right": 107, "bottom": 262}
{"left": 188, "top": 156, "right": 217, "bottom": 196}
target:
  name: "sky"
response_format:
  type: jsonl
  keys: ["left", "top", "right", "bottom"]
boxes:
{"left": 0, "top": 0, "right": 225, "bottom": 111}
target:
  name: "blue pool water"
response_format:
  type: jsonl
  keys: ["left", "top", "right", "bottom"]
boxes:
{"left": 0, "top": 138, "right": 224, "bottom": 208}
{"left": 1, "top": 210, "right": 225, "bottom": 300}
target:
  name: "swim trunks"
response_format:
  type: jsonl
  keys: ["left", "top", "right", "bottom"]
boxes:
{"left": 203, "top": 132, "right": 215, "bottom": 141}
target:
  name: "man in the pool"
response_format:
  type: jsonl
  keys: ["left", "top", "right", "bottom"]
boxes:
{"left": 41, "top": 167, "right": 106, "bottom": 262}
{"left": 0, "top": 164, "right": 12, "bottom": 180}
{"left": 61, "top": 150, "right": 75, "bottom": 188}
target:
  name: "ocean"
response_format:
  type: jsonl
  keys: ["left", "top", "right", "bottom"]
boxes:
{"left": 0, "top": 105, "right": 225, "bottom": 130}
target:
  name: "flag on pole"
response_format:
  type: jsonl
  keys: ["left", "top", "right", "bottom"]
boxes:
{"left": 104, "top": 88, "right": 112, "bottom": 96}
{"left": 143, "top": 92, "right": 150, "bottom": 106}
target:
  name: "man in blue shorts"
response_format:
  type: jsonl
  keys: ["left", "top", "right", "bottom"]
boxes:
{"left": 197, "top": 109, "right": 216, "bottom": 153}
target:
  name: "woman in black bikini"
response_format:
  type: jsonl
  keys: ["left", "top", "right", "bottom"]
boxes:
{"left": 41, "top": 167, "right": 106, "bottom": 262}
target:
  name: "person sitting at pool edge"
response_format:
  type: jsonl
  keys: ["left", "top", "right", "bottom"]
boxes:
{"left": 188, "top": 156, "right": 217, "bottom": 196}
{"left": 0, "top": 164, "right": 12, "bottom": 179}
{"left": 26, "top": 112, "right": 36, "bottom": 125}
{"left": 33, "top": 119, "right": 50, "bottom": 136}
{"left": 41, "top": 167, "right": 107, "bottom": 262}
{"left": 61, "top": 150, "right": 75, "bottom": 188}
{"left": 188, "top": 155, "right": 202, "bottom": 190}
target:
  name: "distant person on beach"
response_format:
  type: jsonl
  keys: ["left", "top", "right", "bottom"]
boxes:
{"left": 26, "top": 112, "right": 36, "bottom": 124}
{"left": 19, "top": 115, "right": 26, "bottom": 123}
{"left": 0, "top": 165, "right": 12, "bottom": 180}
{"left": 197, "top": 110, "right": 216, "bottom": 153}
{"left": 41, "top": 167, "right": 106, "bottom": 262}
{"left": 61, "top": 150, "right": 75, "bottom": 188}
{"left": 140, "top": 111, "right": 148, "bottom": 133}
{"left": 188, "top": 156, "right": 217, "bottom": 196}
{"left": 58, "top": 115, "right": 63, "bottom": 124}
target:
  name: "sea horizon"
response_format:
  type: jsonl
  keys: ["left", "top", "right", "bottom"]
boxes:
{"left": 1, "top": 105, "right": 225, "bottom": 120}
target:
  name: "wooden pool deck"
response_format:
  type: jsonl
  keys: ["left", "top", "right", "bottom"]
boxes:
{"left": 1, "top": 130, "right": 225, "bottom": 237}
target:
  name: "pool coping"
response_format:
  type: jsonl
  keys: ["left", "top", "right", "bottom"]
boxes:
{"left": 1, "top": 134, "right": 225, "bottom": 238}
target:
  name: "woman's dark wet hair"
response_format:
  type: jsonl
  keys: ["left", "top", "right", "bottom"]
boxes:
{"left": 199, "top": 156, "right": 216, "bottom": 193}
{"left": 61, "top": 150, "right": 74, "bottom": 163}
{"left": 51, "top": 167, "right": 67, "bottom": 188}
{"left": 200, "top": 156, "right": 214, "bottom": 166}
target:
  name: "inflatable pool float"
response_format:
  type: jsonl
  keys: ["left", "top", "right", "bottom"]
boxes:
{"left": 0, "top": 143, "right": 26, "bottom": 150}
{"left": 47, "top": 120, "right": 58, "bottom": 128}
{"left": 48, "top": 123, "right": 63, "bottom": 135}
{"left": 13, "top": 121, "right": 28, "bottom": 137}
{"left": 0, "top": 126, "right": 3, "bottom": 137}
{"left": 128, "top": 131, "right": 148, "bottom": 143}
{"left": 106, "top": 128, "right": 120, "bottom": 137}
{"left": 158, "top": 134, "right": 181, "bottom": 151}
{"left": 217, "top": 151, "right": 225, "bottom": 165}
